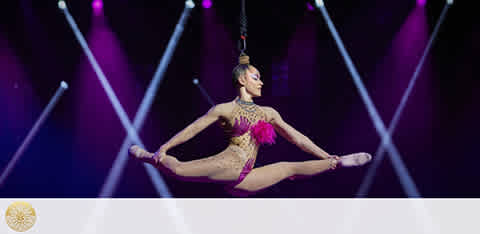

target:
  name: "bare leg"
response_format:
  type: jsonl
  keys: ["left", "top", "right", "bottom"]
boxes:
{"left": 234, "top": 153, "right": 372, "bottom": 193}
{"left": 129, "top": 146, "right": 371, "bottom": 193}
{"left": 129, "top": 145, "right": 241, "bottom": 182}
{"left": 234, "top": 159, "right": 335, "bottom": 193}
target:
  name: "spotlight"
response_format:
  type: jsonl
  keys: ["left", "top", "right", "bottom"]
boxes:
{"left": 202, "top": 0, "right": 212, "bottom": 9}
{"left": 0, "top": 80, "right": 69, "bottom": 188}
{"left": 58, "top": 0, "right": 66, "bottom": 10}
{"left": 417, "top": 0, "right": 426, "bottom": 6}
{"left": 447, "top": 0, "right": 453, "bottom": 5}
{"left": 92, "top": 0, "right": 103, "bottom": 9}
{"left": 60, "top": 81, "right": 69, "bottom": 90}
{"left": 185, "top": 0, "right": 195, "bottom": 9}
{"left": 315, "top": 0, "right": 324, "bottom": 7}
{"left": 193, "top": 78, "right": 215, "bottom": 106}
{"left": 92, "top": 0, "right": 103, "bottom": 14}
{"left": 306, "top": 2, "right": 314, "bottom": 11}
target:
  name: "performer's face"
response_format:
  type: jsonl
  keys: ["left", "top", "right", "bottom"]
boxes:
{"left": 243, "top": 66, "right": 263, "bottom": 97}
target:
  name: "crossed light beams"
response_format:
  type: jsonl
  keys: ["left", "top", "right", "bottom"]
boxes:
{"left": 314, "top": 0, "right": 452, "bottom": 233}
{"left": 356, "top": 1, "right": 453, "bottom": 198}
{"left": 60, "top": 1, "right": 195, "bottom": 234}
{"left": 99, "top": 0, "right": 195, "bottom": 198}
{"left": 0, "top": 81, "right": 69, "bottom": 187}
{"left": 58, "top": 1, "right": 144, "bottom": 151}
{"left": 59, "top": 0, "right": 194, "bottom": 197}
{"left": 315, "top": 0, "right": 420, "bottom": 197}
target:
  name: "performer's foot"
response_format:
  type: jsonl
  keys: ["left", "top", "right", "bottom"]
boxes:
{"left": 129, "top": 145, "right": 156, "bottom": 165}
{"left": 339, "top": 152, "right": 372, "bottom": 167}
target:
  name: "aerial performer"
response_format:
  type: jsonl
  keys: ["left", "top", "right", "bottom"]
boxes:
{"left": 129, "top": 0, "right": 372, "bottom": 196}
{"left": 129, "top": 52, "right": 371, "bottom": 196}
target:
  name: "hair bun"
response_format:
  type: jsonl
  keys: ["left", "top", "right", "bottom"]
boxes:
{"left": 239, "top": 54, "right": 250, "bottom": 65}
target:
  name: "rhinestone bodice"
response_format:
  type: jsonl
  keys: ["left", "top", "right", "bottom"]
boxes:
{"left": 221, "top": 100, "right": 268, "bottom": 162}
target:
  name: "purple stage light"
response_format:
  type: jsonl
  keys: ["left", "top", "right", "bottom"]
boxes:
{"left": 202, "top": 0, "right": 212, "bottom": 9}
{"left": 92, "top": 0, "right": 103, "bottom": 9}
{"left": 417, "top": 0, "right": 426, "bottom": 6}
{"left": 92, "top": 0, "right": 103, "bottom": 15}
{"left": 306, "top": 2, "right": 314, "bottom": 11}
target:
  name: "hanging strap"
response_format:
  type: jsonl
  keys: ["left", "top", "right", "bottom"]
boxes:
{"left": 238, "top": 0, "right": 247, "bottom": 54}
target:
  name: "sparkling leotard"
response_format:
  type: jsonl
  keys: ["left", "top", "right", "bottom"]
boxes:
{"left": 221, "top": 99, "right": 276, "bottom": 189}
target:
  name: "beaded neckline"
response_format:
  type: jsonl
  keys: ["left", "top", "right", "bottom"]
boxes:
{"left": 235, "top": 98, "right": 257, "bottom": 113}
{"left": 236, "top": 98, "right": 255, "bottom": 105}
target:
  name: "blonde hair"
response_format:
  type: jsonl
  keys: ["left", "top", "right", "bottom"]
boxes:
{"left": 232, "top": 53, "right": 251, "bottom": 87}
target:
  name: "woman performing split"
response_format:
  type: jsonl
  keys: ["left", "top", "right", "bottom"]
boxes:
{"left": 129, "top": 54, "right": 372, "bottom": 196}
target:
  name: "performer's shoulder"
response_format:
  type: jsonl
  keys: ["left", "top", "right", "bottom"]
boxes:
{"left": 211, "top": 102, "right": 235, "bottom": 116}
{"left": 259, "top": 105, "right": 280, "bottom": 120}
{"left": 259, "top": 105, "right": 277, "bottom": 114}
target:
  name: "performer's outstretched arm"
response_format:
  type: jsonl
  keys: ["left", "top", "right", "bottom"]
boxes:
{"left": 264, "top": 107, "right": 332, "bottom": 159}
{"left": 157, "top": 104, "right": 226, "bottom": 153}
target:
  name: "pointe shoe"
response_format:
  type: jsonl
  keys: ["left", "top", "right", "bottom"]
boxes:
{"left": 339, "top": 152, "right": 372, "bottom": 167}
{"left": 128, "top": 145, "right": 156, "bottom": 165}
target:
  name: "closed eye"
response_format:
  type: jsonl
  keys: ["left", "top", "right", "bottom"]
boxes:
{"left": 249, "top": 73, "right": 260, "bottom": 80}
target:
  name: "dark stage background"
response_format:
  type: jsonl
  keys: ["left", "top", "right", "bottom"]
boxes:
{"left": 0, "top": 0, "right": 477, "bottom": 198}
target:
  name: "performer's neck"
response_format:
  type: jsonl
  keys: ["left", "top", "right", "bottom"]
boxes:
{"left": 238, "top": 88, "right": 254, "bottom": 103}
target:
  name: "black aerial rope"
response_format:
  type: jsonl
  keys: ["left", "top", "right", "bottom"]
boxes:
{"left": 238, "top": 0, "right": 248, "bottom": 54}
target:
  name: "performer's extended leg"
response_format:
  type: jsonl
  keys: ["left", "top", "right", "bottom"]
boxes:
{"left": 129, "top": 145, "right": 241, "bottom": 182}
{"left": 234, "top": 153, "right": 371, "bottom": 193}
{"left": 233, "top": 159, "right": 335, "bottom": 193}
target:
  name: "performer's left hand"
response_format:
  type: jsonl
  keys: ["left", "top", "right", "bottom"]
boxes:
{"left": 153, "top": 151, "right": 166, "bottom": 165}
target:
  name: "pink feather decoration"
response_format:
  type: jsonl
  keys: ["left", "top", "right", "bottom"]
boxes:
{"left": 250, "top": 120, "right": 276, "bottom": 145}
{"left": 231, "top": 116, "right": 251, "bottom": 137}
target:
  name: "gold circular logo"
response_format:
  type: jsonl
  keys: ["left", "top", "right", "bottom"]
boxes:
{"left": 5, "top": 201, "right": 37, "bottom": 232}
